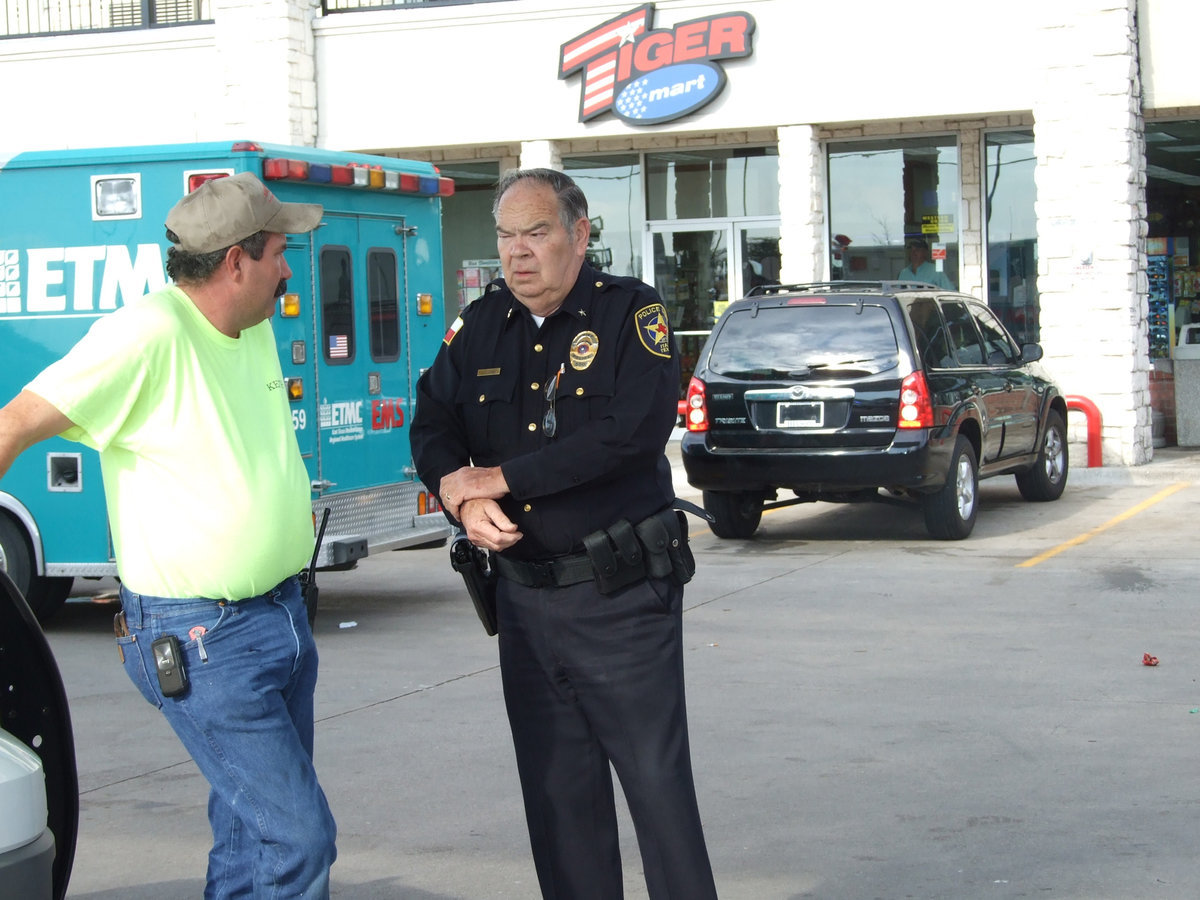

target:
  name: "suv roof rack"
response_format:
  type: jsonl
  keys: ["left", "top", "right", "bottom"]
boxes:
{"left": 744, "top": 280, "right": 943, "bottom": 297}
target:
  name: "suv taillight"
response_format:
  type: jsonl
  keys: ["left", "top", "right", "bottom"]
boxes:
{"left": 685, "top": 377, "right": 709, "bottom": 432}
{"left": 898, "top": 371, "right": 934, "bottom": 429}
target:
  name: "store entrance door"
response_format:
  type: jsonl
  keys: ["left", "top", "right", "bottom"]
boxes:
{"left": 646, "top": 219, "right": 779, "bottom": 398}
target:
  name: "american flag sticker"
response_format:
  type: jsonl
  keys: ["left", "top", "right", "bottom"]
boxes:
{"left": 329, "top": 334, "right": 349, "bottom": 358}
{"left": 558, "top": 5, "right": 651, "bottom": 121}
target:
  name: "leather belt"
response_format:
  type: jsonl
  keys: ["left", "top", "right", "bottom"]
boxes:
{"left": 494, "top": 552, "right": 595, "bottom": 589}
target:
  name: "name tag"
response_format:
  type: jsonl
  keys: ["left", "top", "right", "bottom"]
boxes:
{"left": 477, "top": 367, "right": 501, "bottom": 377}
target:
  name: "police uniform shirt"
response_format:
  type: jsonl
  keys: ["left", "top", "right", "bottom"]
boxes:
{"left": 411, "top": 264, "right": 679, "bottom": 561}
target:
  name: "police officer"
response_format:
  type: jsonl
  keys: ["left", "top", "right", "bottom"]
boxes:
{"left": 410, "top": 168, "right": 717, "bottom": 900}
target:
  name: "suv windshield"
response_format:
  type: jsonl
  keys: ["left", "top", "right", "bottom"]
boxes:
{"left": 708, "top": 304, "right": 900, "bottom": 378}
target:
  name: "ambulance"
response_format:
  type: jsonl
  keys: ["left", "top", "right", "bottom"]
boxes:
{"left": 0, "top": 140, "right": 453, "bottom": 620}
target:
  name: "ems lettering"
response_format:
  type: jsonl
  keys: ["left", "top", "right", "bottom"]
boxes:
{"left": 23, "top": 245, "right": 166, "bottom": 314}
{"left": 371, "top": 398, "right": 406, "bottom": 431}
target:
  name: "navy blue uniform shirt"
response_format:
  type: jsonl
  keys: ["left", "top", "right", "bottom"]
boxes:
{"left": 410, "top": 264, "right": 679, "bottom": 560}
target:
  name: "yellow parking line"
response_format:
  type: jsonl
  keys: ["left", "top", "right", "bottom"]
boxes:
{"left": 1016, "top": 482, "right": 1191, "bottom": 568}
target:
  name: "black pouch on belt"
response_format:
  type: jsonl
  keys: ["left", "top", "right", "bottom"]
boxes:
{"left": 583, "top": 518, "right": 647, "bottom": 594}
{"left": 634, "top": 507, "right": 696, "bottom": 586}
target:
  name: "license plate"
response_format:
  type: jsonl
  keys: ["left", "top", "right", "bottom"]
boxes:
{"left": 776, "top": 401, "right": 823, "bottom": 428}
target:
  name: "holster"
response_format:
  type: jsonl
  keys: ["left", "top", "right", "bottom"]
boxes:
{"left": 450, "top": 532, "right": 499, "bottom": 636}
{"left": 299, "top": 573, "right": 319, "bottom": 629}
{"left": 583, "top": 506, "right": 697, "bottom": 595}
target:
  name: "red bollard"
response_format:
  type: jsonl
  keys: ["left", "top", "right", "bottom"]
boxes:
{"left": 1065, "top": 395, "right": 1103, "bottom": 468}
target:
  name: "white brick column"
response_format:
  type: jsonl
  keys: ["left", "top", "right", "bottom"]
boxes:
{"left": 519, "top": 141, "right": 563, "bottom": 171}
{"left": 777, "top": 125, "right": 823, "bottom": 284}
{"left": 1033, "top": 0, "right": 1148, "bottom": 464}
{"left": 958, "top": 125, "right": 985, "bottom": 299}
{"left": 213, "top": 0, "right": 317, "bottom": 146}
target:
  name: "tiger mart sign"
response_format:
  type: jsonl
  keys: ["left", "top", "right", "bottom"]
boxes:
{"left": 559, "top": 4, "right": 755, "bottom": 126}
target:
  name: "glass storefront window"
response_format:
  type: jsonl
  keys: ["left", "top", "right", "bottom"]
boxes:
{"left": 985, "top": 130, "right": 1039, "bottom": 345}
{"left": 437, "top": 161, "right": 500, "bottom": 324}
{"left": 827, "top": 136, "right": 959, "bottom": 289}
{"left": 646, "top": 148, "right": 779, "bottom": 220}
{"left": 1145, "top": 120, "right": 1200, "bottom": 358}
{"left": 563, "top": 154, "right": 643, "bottom": 278}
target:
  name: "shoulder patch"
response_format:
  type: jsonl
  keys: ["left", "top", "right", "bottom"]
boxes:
{"left": 443, "top": 316, "right": 464, "bottom": 346}
{"left": 635, "top": 303, "right": 671, "bottom": 358}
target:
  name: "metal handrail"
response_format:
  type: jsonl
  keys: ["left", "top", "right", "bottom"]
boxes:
{"left": 1, "top": 0, "right": 209, "bottom": 39}
{"left": 320, "top": 0, "right": 506, "bottom": 12}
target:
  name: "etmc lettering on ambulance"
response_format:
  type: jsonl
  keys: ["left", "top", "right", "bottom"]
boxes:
{"left": 0, "top": 140, "right": 453, "bottom": 620}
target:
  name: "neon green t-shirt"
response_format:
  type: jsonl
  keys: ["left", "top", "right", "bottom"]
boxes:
{"left": 27, "top": 285, "right": 312, "bottom": 600}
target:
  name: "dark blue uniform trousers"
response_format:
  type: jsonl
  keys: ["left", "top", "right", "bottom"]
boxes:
{"left": 496, "top": 572, "right": 717, "bottom": 900}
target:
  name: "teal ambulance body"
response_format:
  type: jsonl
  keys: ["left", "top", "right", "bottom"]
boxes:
{"left": 0, "top": 140, "right": 453, "bottom": 618}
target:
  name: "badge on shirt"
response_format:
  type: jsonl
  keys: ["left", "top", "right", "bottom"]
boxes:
{"left": 636, "top": 304, "right": 671, "bottom": 358}
{"left": 570, "top": 331, "right": 599, "bottom": 370}
{"left": 443, "top": 316, "right": 464, "bottom": 346}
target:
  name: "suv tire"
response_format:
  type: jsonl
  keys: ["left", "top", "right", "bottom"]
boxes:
{"left": 922, "top": 435, "right": 978, "bottom": 540}
{"left": 1015, "top": 409, "right": 1069, "bottom": 501}
{"left": 0, "top": 516, "right": 72, "bottom": 622}
{"left": 704, "top": 490, "right": 764, "bottom": 539}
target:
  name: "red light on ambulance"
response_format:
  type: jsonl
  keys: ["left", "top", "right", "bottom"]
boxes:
{"left": 263, "top": 158, "right": 309, "bottom": 181}
{"left": 399, "top": 173, "right": 420, "bottom": 193}
{"left": 187, "top": 172, "right": 229, "bottom": 192}
{"left": 438, "top": 177, "right": 455, "bottom": 197}
{"left": 329, "top": 165, "right": 353, "bottom": 186}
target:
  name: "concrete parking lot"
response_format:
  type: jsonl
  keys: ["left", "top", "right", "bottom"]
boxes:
{"left": 44, "top": 447, "right": 1200, "bottom": 899}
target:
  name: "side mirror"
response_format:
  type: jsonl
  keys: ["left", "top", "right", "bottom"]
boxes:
{"left": 1020, "top": 343, "right": 1043, "bottom": 363}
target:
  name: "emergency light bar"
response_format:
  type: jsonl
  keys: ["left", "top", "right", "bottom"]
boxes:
{"left": 261, "top": 156, "right": 454, "bottom": 197}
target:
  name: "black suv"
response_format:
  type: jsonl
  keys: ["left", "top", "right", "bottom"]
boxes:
{"left": 680, "top": 282, "right": 1068, "bottom": 539}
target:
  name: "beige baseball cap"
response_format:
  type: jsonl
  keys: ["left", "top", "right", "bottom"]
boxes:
{"left": 165, "top": 171, "right": 323, "bottom": 253}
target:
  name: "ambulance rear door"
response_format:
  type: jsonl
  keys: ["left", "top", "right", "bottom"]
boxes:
{"left": 310, "top": 212, "right": 414, "bottom": 495}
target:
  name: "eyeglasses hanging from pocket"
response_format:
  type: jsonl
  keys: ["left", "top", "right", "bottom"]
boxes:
{"left": 543, "top": 363, "right": 564, "bottom": 437}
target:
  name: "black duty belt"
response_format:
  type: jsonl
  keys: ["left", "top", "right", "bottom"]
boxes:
{"left": 494, "top": 552, "right": 595, "bottom": 589}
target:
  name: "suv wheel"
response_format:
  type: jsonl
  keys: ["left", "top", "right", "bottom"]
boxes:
{"left": 1015, "top": 409, "right": 1068, "bottom": 501}
{"left": 0, "top": 516, "right": 72, "bottom": 623}
{"left": 922, "top": 436, "right": 978, "bottom": 540}
{"left": 703, "top": 490, "right": 764, "bottom": 539}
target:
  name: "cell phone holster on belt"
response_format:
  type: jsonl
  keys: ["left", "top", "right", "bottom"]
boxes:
{"left": 634, "top": 507, "right": 695, "bottom": 586}
{"left": 584, "top": 506, "right": 697, "bottom": 594}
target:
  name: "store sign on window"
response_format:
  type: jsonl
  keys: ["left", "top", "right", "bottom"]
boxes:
{"left": 559, "top": 4, "right": 755, "bottom": 126}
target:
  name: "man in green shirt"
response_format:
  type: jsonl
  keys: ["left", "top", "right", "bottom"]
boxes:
{"left": 0, "top": 172, "right": 336, "bottom": 899}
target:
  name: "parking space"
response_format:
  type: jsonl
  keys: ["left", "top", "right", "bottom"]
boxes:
{"left": 44, "top": 452, "right": 1200, "bottom": 898}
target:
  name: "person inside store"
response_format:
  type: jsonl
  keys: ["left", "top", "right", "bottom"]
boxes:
{"left": 1177, "top": 296, "right": 1196, "bottom": 329}
{"left": 0, "top": 172, "right": 337, "bottom": 898}
{"left": 899, "top": 237, "right": 953, "bottom": 288}
{"left": 410, "top": 168, "right": 718, "bottom": 900}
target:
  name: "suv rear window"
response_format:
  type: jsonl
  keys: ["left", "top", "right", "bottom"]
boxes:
{"left": 708, "top": 304, "right": 900, "bottom": 378}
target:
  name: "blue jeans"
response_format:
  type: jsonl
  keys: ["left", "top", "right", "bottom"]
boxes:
{"left": 117, "top": 576, "right": 337, "bottom": 899}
